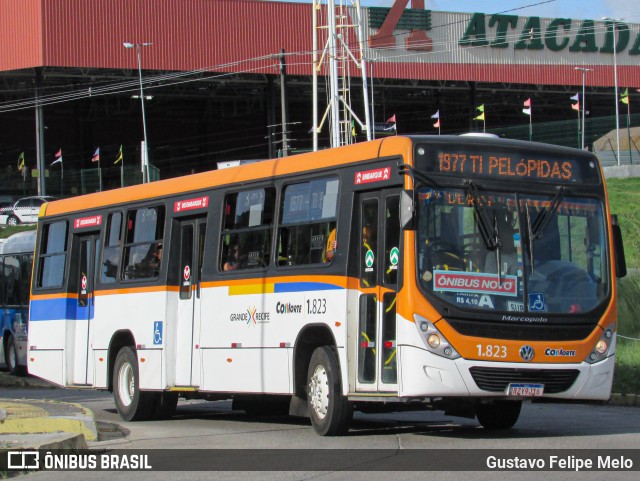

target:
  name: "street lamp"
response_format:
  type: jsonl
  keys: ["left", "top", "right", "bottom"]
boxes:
{"left": 575, "top": 67, "right": 592, "bottom": 150}
{"left": 602, "top": 18, "right": 621, "bottom": 166}
{"left": 124, "top": 41, "right": 153, "bottom": 183}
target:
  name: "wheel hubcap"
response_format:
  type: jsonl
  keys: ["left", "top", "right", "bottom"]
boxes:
{"left": 118, "top": 362, "right": 134, "bottom": 407}
{"left": 309, "top": 364, "right": 329, "bottom": 419}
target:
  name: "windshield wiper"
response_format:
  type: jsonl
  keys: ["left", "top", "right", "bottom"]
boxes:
{"left": 530, "top": 186, "right": 566, "bottom": 240}
{"left": 525, "top": 187, "right": 567, "bottom": 276}
{"left": 465, "top": 181, "right": 500, "bottom": 251}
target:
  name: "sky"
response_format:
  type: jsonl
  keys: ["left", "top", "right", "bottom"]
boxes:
{"left": 276, "top": 1, "right": 638, "bottom": 23}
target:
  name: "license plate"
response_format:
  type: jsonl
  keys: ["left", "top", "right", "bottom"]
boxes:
{"left": 506, "top": 383, "right": 544, "bottom": 397}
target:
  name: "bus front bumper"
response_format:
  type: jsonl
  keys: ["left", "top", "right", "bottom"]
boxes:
{"left": 398, "top": 345, "right": 615, "bottom": 401}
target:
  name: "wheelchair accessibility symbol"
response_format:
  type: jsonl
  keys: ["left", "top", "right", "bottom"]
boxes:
{"left": 528, "top": 293, "right": 546, "bottom": 312}
{"left": 153, "top": 321, "right": 163, "bottom": 345}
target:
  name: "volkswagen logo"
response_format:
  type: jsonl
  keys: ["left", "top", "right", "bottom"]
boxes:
{"left": 519, "top": 345, "right": 535, "bottom": 361}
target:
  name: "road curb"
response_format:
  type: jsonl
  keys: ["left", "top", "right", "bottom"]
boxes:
{"left": 609, "top": 392, "right": 639, "bottom": 407}
{"left": 0, "top": 432, "right": 88, "bottom": 452}
{"left": 0, "top": 399, "right": 98, "bottom": 442}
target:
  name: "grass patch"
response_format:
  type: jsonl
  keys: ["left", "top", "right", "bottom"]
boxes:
{"left": 606, "top": 177, "right": 640, "bottom": 269}
{"left": 613, "top": 341, "right": 640, "bottom": 395}
{"left": 0, "top": 224, "right": 36, "bottom": 239}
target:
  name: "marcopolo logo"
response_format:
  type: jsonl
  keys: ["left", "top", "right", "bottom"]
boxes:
{"left": 276, "top": 301, "right": 302, "bottom": 314}
{"left": 545, "top": 347, "right": 576, "bottom": 357}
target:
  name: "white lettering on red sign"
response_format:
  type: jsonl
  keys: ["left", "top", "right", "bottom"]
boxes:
{"left": 354, "top": 167, "right": 391, "bottom": 185}
{"left": 183, "top": 265, "right": 191, "bottom": 281}
{"left": 174, "top": 196, "right": 209, "bottom": 213}
{"left": 74, "top": 215, "right": 102, "bottom": 229}
{"left": 81, "top": 275, "right": 87, "bottom": 290}
{"left": 433, "top": 271, "right": 518, "bottom": 297}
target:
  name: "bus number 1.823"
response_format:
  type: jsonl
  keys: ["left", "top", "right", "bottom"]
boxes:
{"left": 306, "top": 298, "right": 327, "bottom": 315}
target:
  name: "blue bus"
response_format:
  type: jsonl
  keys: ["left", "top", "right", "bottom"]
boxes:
{"left": 0, "top": 230, "right": 36, "bottom": 375}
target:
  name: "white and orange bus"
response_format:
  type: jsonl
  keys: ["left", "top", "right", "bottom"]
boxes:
{"left": 27, "top": 135, "right": 626, "bottom": 435}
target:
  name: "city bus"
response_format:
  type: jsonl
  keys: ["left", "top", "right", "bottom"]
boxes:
{"left": 27, "top": 135, "right": 626, "bottom": 435}
{"left": 1, "top": 230, "right": 36, "bottom": 375}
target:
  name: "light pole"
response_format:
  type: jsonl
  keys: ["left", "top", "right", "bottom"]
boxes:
{"left": 603, "top": 18, "right": 621, "bottom": 166}
{"left": 575, "top": 67, "right": 592, "bottom": 150}
{"left": 124, "top": 41, "right": 152, "bottom": 183}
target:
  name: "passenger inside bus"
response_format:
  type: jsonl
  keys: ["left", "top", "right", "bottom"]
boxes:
{"left": 223, "top": 244, "right": 241, "bottom": 271}
{"left": 323, "top": 226, "right": 337, "bottom": 262}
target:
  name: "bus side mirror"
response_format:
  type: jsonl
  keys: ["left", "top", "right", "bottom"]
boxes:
{"left": 611, "top": 215, "right": 627, "bottom": 279}
{"left": 400, "top": 190, "right": 415, "bottom": 230}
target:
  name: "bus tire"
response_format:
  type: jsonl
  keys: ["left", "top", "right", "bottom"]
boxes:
{"left": 4, "top": 334, "right": 26, "bottom": 376}
{"left": 475, "top": 400, "right": 522, "bottom": 429}
{"left": 307, "top": 346, "right": 352, "bottom": 436}
{"left": 113, "top": 347, "right": 155, "bottom": 421}
{"left": 153, "top": 392, "right": 178, "bottom": 420}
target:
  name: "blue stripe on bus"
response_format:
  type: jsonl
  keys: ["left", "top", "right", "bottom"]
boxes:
{"left": 30, "top": 298, "right": 93, "bottom": 322}
{"left": 274, "top": 282, "right": 343, "bottom": 293}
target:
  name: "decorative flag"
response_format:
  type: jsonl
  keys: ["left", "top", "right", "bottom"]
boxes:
{"left": 522, "top": 98, "right": 532, "bottom": 116}
{"left": 570, "top": 93, "right": 580, "bottom": 111}
{"left": 386, "top": 114, "right": 396, "bottom": 124}
{"left": 17, "top": 152, "right": 25, "bottom": 171}
{"left": 433, "top": 119, "right": 440, "bottom": 128}
{"left": 92, "top": 147, "right": 100, "bottom": 163}
{"left": 115, "top": 145, "right": 123, "bottom": 165}
{"left": 431, "top": 110, "right": 439, "bottom": 120}
{"left": 474, "top": 104, "right": 485, "bottom": 121}
{"left": 620, "top": 88, "right": 629, "bottom": 105}
{"left": 52, "top": 148, "right": 63, "bottom": 166}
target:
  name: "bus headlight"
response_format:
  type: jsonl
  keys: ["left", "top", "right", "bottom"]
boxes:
{"left": 585, "top": 325, "right": 615, "bottom": 364}
{"left": 414, "top": 314, "right": 460, "bottom": 359}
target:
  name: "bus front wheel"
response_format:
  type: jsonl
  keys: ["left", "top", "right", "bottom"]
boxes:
{"left": 113, "top": 347, "right": 155, "bottom": 421}
{"left": 307, "top": 346, "right": 352, "bottom": 436}
{"left": 475, "top": 400, "right": 522, "bottom": 429}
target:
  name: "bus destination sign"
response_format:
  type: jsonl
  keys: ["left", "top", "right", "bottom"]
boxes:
{"left": 415, "top": 146, "right": 600, "bottom": 185}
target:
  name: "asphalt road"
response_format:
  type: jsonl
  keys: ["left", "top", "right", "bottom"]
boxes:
{"left": 2, "top": 383, "right": 639, "bottom": 480}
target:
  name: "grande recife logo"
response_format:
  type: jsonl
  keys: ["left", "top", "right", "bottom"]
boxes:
{"left": 433, "top": 271, "right": 518, "bottom": 296}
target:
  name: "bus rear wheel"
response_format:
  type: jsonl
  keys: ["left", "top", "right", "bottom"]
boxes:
{"left": 307, "top": 346, "right": 352, "bottom": 436}
{"left": 4, "top": 334, "right": 26, "bottom": 376}
{"left": 113, "top": 346, "right": 155, "bottom": 421}
{"left": 475, "top": 400, "right": 522, "bottom": 429}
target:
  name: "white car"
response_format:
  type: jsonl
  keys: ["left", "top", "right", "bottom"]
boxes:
{"left": 0, "top": 196, "right": 56, "bottom": 225}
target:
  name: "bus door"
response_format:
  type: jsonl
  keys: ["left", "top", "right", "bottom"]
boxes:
{"left": 72, "top": 232, "right": 100, "bottom": 385}
{"left": 175, "top": 216, "right": 207, "bottom": 387}
{"left": 355, "top": 190, "right": 401, "bottom": 392}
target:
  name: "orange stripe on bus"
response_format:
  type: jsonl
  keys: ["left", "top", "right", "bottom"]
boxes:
{"left": 41, "top": 138, "right": 411, "bottom": 217}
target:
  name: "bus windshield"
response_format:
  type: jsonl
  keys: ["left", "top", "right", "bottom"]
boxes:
{"left": 416, "top": 186, "right": 609, "bottom": 315}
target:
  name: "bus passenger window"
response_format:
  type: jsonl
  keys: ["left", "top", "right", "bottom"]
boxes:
{"left": 277, "top": 178, "right": 339, "bottom": 267}
{"left": 101, "top": 212, "right": 122, "bottom": 283}
{"left": 219, "top": 188, "right": 274, "bottom": 272}
{"left": 37, "top": 220, "right": 68, "bottom": 289}
{"left": 122, "top": 207, "right": 165, "bottom": 280}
